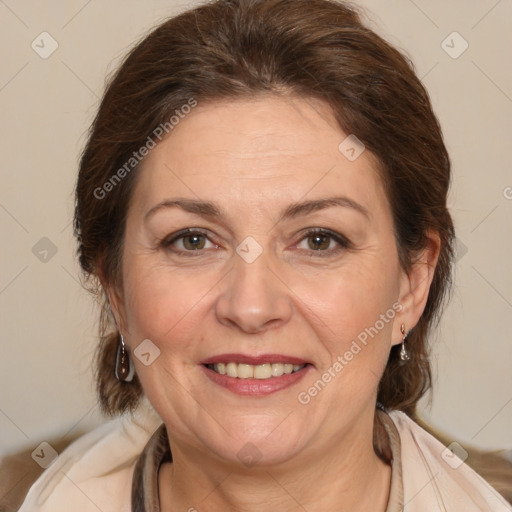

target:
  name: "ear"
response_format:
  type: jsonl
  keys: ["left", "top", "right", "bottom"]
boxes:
{"left": 97, "top": 265, "right": 128, "bottom": 336}
{"left": 393, "top": 230, "right": 441, "bottom": 345}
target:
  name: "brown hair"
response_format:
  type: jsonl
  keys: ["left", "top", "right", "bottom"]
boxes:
{"left": 74, "top": 0, "right": 454, "bottom": 417}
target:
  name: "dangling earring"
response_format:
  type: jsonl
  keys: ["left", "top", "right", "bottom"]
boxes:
{"left": 400, "top": 324, "right": 410, "bottom": 361}
{"left": 115, "top": 334, "right": 135, "bottom": 382}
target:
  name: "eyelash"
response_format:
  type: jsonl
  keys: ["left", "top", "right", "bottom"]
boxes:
{"left": 161, "top": 228, "right": 351, "bottom": 257}
{"left": 296, "top": 228, "right": 351, "bottom": 257}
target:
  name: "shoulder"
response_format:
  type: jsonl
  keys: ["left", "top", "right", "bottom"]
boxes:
{"left": 387, "top": 410, "right": 512, "bottom": 512}
{"left": 18, "top": 400, "right": 162, "bottom": 512}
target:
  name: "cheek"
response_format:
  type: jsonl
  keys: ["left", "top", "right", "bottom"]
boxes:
{"left": 292, "top": 274, "right": 399, "bottom": 415}
{"left": 291, "top": 258, "right": 399, "bottom": 368}
{"left": 303, "top": 259, "right": 397, "bottom": 322}
{"left": 122, "top": 257, "right": 217, "bottom": 351}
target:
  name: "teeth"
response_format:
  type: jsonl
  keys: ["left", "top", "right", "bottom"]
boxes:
{"left": 271, "top": 363, "right": 284, "bottom": 377}
{"left": 211, "top": 362, "right": 305, "bottom": 379}
{"left": 238, "top": 364, "right": 254, "bottom": 379}
{"left": 254, "top": 364, "right": 271, "bottom": 379}
{"left": 226, "top": 362, "right": 238, "bottom": 378}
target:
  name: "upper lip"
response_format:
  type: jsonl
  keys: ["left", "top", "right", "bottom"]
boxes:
{"left": 201, "top": 353, "right": 310, "bottom": 366}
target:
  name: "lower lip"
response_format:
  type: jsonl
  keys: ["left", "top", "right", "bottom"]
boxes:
{"left": 202, "top": 365, "right": 311, "bottom": 396}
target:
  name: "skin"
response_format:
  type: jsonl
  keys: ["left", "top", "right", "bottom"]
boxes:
{"left": 105, "top": 95, "right": 440, "bottom": 511}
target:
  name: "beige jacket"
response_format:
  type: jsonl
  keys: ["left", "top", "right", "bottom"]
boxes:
{"left": 18, "top": 402, "right": 512, "bottom": 512}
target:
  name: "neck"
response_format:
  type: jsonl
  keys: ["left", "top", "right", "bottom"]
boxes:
{"left": 159, "top": 408, "right": 391, "bottom": 512}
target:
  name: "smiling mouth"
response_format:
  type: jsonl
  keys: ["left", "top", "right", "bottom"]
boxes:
{"left": 205, "top": 362, "right": 307, "bottom": 379}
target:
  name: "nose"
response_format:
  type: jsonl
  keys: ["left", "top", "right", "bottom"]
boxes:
{"left": 215, "top": 252, "right": 293, "bottom": 334}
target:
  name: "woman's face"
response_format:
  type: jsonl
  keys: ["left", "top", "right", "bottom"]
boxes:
{"left": 111, "top": 95, "right": 418, "bottom": 467}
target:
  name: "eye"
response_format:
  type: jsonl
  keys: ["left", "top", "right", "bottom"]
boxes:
{"left": 296, "top": 229, "right": 349, "bottom": 253}
{"left": 163, "top": 230, "right": 218, "bottom": 252}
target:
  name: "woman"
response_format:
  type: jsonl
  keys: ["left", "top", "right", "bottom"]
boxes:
{"left": 18, "top": 0, "right": 512, "bottom": 510}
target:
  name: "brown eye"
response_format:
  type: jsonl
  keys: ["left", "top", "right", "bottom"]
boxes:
{"left": 163, "top": 230, "right": 216, "bottom": 252}
{"left": 295, "top": 229, "right": 350, "bottom": 255}
{"left": 182, "top": 234, "right": 207, "bottom": 250}
{"left": 307, "top": 233, "right": 332, "bottom": 251}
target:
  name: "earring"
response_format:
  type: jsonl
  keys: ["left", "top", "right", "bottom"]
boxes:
{"left": 399, "top": 324, "right": 410, "bottom": 361}
{"left": 115, "top": 334, "right": 135, "bottom": 382}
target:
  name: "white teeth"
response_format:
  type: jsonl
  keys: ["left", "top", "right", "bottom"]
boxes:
{"left": 211, "top": 362, "right": 305, "bottom": 379}
{"left": 271, "top": 363, "right": 284, "bottom": 377}
{"left": 226, "top": 362, "right": 238, "bottom": 378}
{"left": 254, "top": 364, "right": 272, "bottom": 379}
{"left": 238, "top": 364, "right": 254, "bottom": 379}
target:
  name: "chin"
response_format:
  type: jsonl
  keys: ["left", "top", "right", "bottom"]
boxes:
{"left": 203, "top": 417, "right": 310, "bottom": 469}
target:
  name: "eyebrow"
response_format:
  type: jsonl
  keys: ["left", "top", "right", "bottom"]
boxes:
{"left": 280, "top": 196, "right": 370, "bottom": 221}
{"left": 144, "top": 199, "right": 222, "bottom": 222}
{"left": 144, "top": 196, "right": 369, "bottom": 223}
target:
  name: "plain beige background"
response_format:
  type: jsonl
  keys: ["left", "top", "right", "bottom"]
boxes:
{"left": 1, "top": 0, "right": 511, "bottom": 459}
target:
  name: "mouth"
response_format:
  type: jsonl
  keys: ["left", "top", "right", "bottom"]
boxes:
{"left": 201, "top": 354, "right": 312, "bottom": 396}
{"left": 205, "top": 362, "right": 306, "bottom": 379}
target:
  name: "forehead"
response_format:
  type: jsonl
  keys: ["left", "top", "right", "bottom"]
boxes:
{"left": 131, "top": 95, "right": 387, "bottom": 218}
